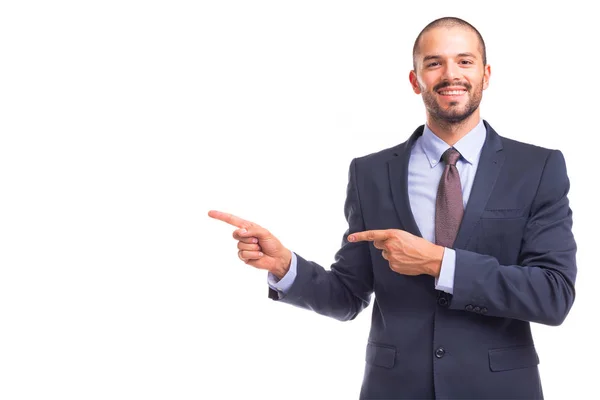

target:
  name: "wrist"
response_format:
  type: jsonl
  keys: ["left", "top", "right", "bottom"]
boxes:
{"left": 271, "top": 249, "right": 292, "bottom": 280}
{"left": 427, "top": 245, "right": 444, "bottom": 278}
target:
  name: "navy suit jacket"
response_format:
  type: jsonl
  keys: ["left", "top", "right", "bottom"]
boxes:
{"left": 268, "top": 121, "right": 577, "bottom": 399}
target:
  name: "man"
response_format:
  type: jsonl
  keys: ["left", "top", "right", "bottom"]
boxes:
{"left": 209, "top": 17, "right": 576, "bottom": 399}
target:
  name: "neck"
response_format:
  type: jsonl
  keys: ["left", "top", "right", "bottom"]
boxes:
{"left": 426, "top": 111, "right": 481, "bottom": 146}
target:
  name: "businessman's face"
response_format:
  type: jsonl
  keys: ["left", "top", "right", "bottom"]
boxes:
{"left": 409, "top": 26, "right": 490, "bottom": 125}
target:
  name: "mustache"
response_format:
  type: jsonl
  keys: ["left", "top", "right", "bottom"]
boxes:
{"left": 434, "top": 81, "right": 471, "bottom": 92}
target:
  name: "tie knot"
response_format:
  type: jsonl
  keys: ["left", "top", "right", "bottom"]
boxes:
{"left": 442, "top": 148, "right": 461, "bottom": 166}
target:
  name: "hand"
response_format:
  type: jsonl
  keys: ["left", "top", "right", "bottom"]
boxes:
{"left": 349, "top": 229, "right": 444, "bottom": 277}
{"left": 208, "top": 210, "right": 292, "bottom": 279}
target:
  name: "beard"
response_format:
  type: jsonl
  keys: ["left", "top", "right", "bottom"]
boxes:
{"left": 421, "top": 79, "right": 483, "bottom": 125}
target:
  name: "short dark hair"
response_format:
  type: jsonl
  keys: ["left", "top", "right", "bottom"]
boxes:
{"left": 412, "top": 17, "right": 487, "bottom": 70}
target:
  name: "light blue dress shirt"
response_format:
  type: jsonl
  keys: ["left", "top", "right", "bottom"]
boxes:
{"left": 268, "top": 120, "right": 487, "bottom": 297}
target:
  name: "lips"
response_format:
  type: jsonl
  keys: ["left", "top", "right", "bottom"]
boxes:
{"left": 437, "top": 86, "right": 468, "bottom": 96}
{"left": 438, "top": 89, "right": 466, "bottom": 95}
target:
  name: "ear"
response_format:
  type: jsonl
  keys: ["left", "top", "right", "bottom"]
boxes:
{"left": 409, "top": 70, "right": 421, "bottom": 94}
{"left": 482, "top": 64, "right": 491, "bottom": 90}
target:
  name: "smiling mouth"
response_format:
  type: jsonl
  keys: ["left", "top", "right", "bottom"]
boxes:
{"left": 437, "top": 89, "right": 467, "bottom": 96}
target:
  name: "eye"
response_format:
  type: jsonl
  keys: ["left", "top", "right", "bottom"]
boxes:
{"left": 459, "top": 60, "right": 474, "bottom": 65}
{"left": 426, "top": 62, "right": 440, "bottom": 68}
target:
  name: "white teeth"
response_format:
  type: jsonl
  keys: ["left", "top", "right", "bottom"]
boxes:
{"left": 439, "top": 90, "right": 466, "bottom": 95}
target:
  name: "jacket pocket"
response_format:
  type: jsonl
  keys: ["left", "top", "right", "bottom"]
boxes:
{"left": 477, "top": 216, "right": 527, "bottom": 265}
{"left": 365, "top": 342, "right": 396, "bottom": 369}
{"left": 481, "top": 208, "right": 525, "bottom": 219}
{"left": 489, "top": 345, "right": 539, "bottom": 372}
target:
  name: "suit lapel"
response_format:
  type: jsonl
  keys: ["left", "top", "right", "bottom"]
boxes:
{"left": 454, "top": 121, "right": 505, "bottom": 249}
{"left": 388, "top": 126, "right": 424, "bottom": 237}
{"left": 388, "top": 121, "right": 505, "bottom": 246}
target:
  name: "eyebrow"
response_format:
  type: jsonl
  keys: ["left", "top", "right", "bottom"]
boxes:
{"left": 422, "top": 52, "right": 478, "bottom": 62}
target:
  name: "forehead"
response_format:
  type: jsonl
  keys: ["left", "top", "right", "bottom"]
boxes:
{"left": 417, "top": 26, "right": 481, "bottom": 59}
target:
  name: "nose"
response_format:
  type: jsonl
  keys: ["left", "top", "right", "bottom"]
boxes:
{"left": 442, "top": 61, "right": 461, "bottom": 80}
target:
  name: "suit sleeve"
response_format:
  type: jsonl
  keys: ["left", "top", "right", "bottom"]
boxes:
{"left": 267, "top": 158, "right": 374, "bottom": 321}
{"left": 449, "top": 150, "right": 577, "bottom": 326}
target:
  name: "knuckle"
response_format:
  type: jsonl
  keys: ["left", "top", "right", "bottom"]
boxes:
{"left": 242, "top": 222, "right": 256, "bottom": 231}
{"left": 237, "top": 243, "right": 251, "bottom": 251}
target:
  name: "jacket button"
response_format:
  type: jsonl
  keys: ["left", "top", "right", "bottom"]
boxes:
{"left": 473, "top": 306, "right": 481, "bottom": 313}
{"left": 481, "top": 307, "right": 488, "bottom": 314}
{"left": 435, "top": 347, "right": 446, "bottom": 358}
{"left": 465, "top": 304, "right": 474, "bottom": 312}
{"left": 437, "top": 297, "right": 448, "bottom": 307}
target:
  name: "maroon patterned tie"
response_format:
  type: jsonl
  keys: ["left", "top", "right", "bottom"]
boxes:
{"left": 435, "top": 148, "right": 464, "bottom": 248}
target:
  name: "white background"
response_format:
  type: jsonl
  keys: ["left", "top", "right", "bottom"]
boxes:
{"left": 0, "top": 1, "right": 597, "bottom": 399}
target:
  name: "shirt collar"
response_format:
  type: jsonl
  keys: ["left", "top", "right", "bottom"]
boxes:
{"left": 420, "top": 119, "right": 486, "bottom": 168}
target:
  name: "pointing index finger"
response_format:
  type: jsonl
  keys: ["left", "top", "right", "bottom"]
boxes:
{"left": 348, "top": 230, "right": 389, "bottom": 243}
{"left": 208, "top": 210, "right": 254, "bottom": 229}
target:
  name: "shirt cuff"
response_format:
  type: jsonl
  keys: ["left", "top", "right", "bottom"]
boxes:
{"left": 434, "top": 248, "right": 456, "bottom": 294}
{"left": 267, "top": 252, "right": 298, "bottom": 298}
